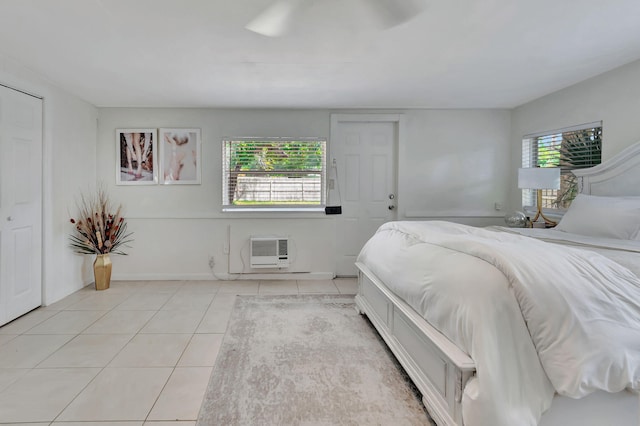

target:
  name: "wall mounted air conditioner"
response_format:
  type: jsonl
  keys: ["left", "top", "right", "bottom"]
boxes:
{"left": 250, "top": 237, "right": 289, "bottom": 268}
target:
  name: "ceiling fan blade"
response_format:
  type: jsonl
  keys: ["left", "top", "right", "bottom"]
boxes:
{"left": 245, "top": 0, "right": 310, "bottom": 37}
{"left": 246, "top": 0, "right": 425, "bottom": 37}
{"left": 365, "top": 0, "right": 426, "bottom": 28}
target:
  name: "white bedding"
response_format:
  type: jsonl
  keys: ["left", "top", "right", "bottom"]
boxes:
{"left": 497, "top": 227, "right": 640, "bottom": 276}
{"left": 357, "top": 221, "right": 640, "bottom": 426}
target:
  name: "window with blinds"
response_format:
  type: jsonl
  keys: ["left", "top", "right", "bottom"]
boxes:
{"left": 222, "top": 138, "right": 326, "bottom": 210}
{"left": 522, "top": 122, "right": 602, "bottom": 210}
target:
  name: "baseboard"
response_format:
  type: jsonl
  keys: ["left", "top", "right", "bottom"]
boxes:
{"left": 111, "top": 272, "right": 336, "bottom": 281}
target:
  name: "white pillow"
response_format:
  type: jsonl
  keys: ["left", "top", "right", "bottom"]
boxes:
{"left": 556, "top": 194, "right": 640, "bottom": 240}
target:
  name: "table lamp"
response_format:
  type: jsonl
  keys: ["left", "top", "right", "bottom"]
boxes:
{"left": 518, "top": 167, "right": 561, "bottom": 227}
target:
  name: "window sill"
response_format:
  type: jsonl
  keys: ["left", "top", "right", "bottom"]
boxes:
{"left": 222, "top": 207, "right": 326, "bottom": 213}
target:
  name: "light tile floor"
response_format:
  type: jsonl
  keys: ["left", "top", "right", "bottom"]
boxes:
{"left": 0, "top": 278, "right": 358, "bottom": 425}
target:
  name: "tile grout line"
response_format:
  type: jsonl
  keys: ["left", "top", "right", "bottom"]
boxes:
{"left": 46, "top": 281, "right": 181, "bottom": 424}
{"left": 144, "top": 279, "right": 216, "bottom": 423}
{"left": 48, "top": 285, "right": 151, "bottom": 424}
{"left": 0, "top": 279, "right": 358, "bottom": 424}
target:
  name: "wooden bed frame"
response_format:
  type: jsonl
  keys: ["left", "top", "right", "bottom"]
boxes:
{"left": 355, "top": 141, "right": 640, "bottom": 426}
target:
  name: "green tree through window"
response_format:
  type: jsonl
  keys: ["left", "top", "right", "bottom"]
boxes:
{"left": 523, "top": 124, "right": 602, "bottom": 210}
{"left": 223, "top": 139, "right": 326, "bottom": 208}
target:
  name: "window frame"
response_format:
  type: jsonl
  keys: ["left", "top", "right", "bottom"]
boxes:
{"left": 222, "top": 137, "right": 327, "bottom": 213}
{"left": 521, "top": 122, "right": 602, "bottom": 216}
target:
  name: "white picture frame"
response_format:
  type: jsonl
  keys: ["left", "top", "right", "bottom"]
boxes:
{"left": 159, "top": 128, "right": 202, "bottom": 185}
{"left": 116, "top": 128, "right": 158, "bottom": 185}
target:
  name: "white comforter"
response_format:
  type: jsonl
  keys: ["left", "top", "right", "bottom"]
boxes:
{"left": 357, "top": 221, "right": 640, "bottom": 426}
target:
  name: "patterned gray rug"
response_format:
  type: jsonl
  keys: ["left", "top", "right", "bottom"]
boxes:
{"left": 197, "top": 294, "right": 434, "bottom": 426}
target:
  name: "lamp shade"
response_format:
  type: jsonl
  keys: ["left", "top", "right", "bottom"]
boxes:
{"left": 518, "top": 167, "right": 560, "bottom": 189}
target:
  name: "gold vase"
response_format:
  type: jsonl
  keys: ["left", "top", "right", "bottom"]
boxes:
{"left": 93, "top": 254, "right": 112, "bottom": 291}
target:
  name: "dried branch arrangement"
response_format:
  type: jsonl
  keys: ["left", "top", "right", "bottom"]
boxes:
{"left": 69, "top": 187, "right": 133, "bottom": 255}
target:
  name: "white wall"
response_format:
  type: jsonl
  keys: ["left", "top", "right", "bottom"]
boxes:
{"left": 399, "top": 109, "right": 512, "bottom": 225}
{"left": 0, "top": 54, "right": 98, "bottom": 304}
{"left": 97, "top": 108, "right": 336, "bottom": 280}
{"left": 97, "top": 108, "right": 512, "bottom": 279}
{"left": 3, "top": 48, "right": 637, "bottom": 295}
{"left": 509, "top": 59, "right": 640, "bottom": 211}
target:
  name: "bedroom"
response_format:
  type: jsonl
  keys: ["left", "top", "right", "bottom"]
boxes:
{"left": 0, "top": 0, "right": 639, "bottom": 425}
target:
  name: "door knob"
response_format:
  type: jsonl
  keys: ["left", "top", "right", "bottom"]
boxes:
{"left": 388, "top": 205, "right": 395, "bottom": 210}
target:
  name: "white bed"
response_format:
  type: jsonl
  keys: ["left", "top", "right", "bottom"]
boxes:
{"left": 355, "top": 142, "right": 640, "bottom": 426}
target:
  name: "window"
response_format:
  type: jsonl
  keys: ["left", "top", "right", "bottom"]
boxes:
{"left": 522, "top": 122, "right": 602, "bottom": 211}
{"left": 222, "top": 138, "right": 326, "bottom": 210}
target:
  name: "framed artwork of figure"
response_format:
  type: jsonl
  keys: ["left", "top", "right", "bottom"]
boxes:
{"left": 115, "top": 129, "right": 158, "bottom": 185}
{"left": 159, "top": 128, "right": 202, "bottom": 185}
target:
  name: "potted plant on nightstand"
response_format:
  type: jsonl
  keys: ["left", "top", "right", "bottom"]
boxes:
{"left": 69, "top": 186, "right": 133, "bottom": 290}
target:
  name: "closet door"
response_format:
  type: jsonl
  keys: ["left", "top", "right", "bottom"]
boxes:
{"left": 0, "top": 85, "right": 43, "bottom": 326}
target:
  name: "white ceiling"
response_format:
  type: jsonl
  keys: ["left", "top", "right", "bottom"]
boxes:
{"left": 1, "top": 0, "right": 640, "bottom": 109}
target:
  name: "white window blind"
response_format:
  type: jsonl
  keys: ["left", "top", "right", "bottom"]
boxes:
{"left": 222, "top": 138, "right": 326, "bottom": 210}
{"left": 522, "top": 122, "right": 602, "bottom": 210}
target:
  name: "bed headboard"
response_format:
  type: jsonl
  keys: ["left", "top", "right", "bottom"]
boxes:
{"left": 572, "top": 141, "right": 640, "bottom": 196}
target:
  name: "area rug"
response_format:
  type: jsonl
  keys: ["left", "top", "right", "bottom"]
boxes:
{"left": 197, "top": 294, "right": 434, "bottom": 425}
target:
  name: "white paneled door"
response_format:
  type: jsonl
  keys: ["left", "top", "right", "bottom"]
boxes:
{"left": 331, "top": 115, "right": 399, "bottom": 276}
{"left": 0, "top": 85, "right": 43, "bottom": 326}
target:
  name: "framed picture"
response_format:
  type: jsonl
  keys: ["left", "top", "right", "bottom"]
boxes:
{"left": 116, "top": 129, "right": 158, "bottom": 185}
{"left": 159, "top": 128, "right": 202, "bottom": 184}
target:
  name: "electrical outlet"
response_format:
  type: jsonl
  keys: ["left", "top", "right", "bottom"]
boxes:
{"left": 494, "top": 202, "right": 503, "bottom": 211}
{"left": 208, "top": 255, "right": 215, "bottom": 269}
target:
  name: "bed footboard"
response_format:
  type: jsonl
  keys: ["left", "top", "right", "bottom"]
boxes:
{"left": 355, "top": 262, "right": 476, "bottom": 426}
